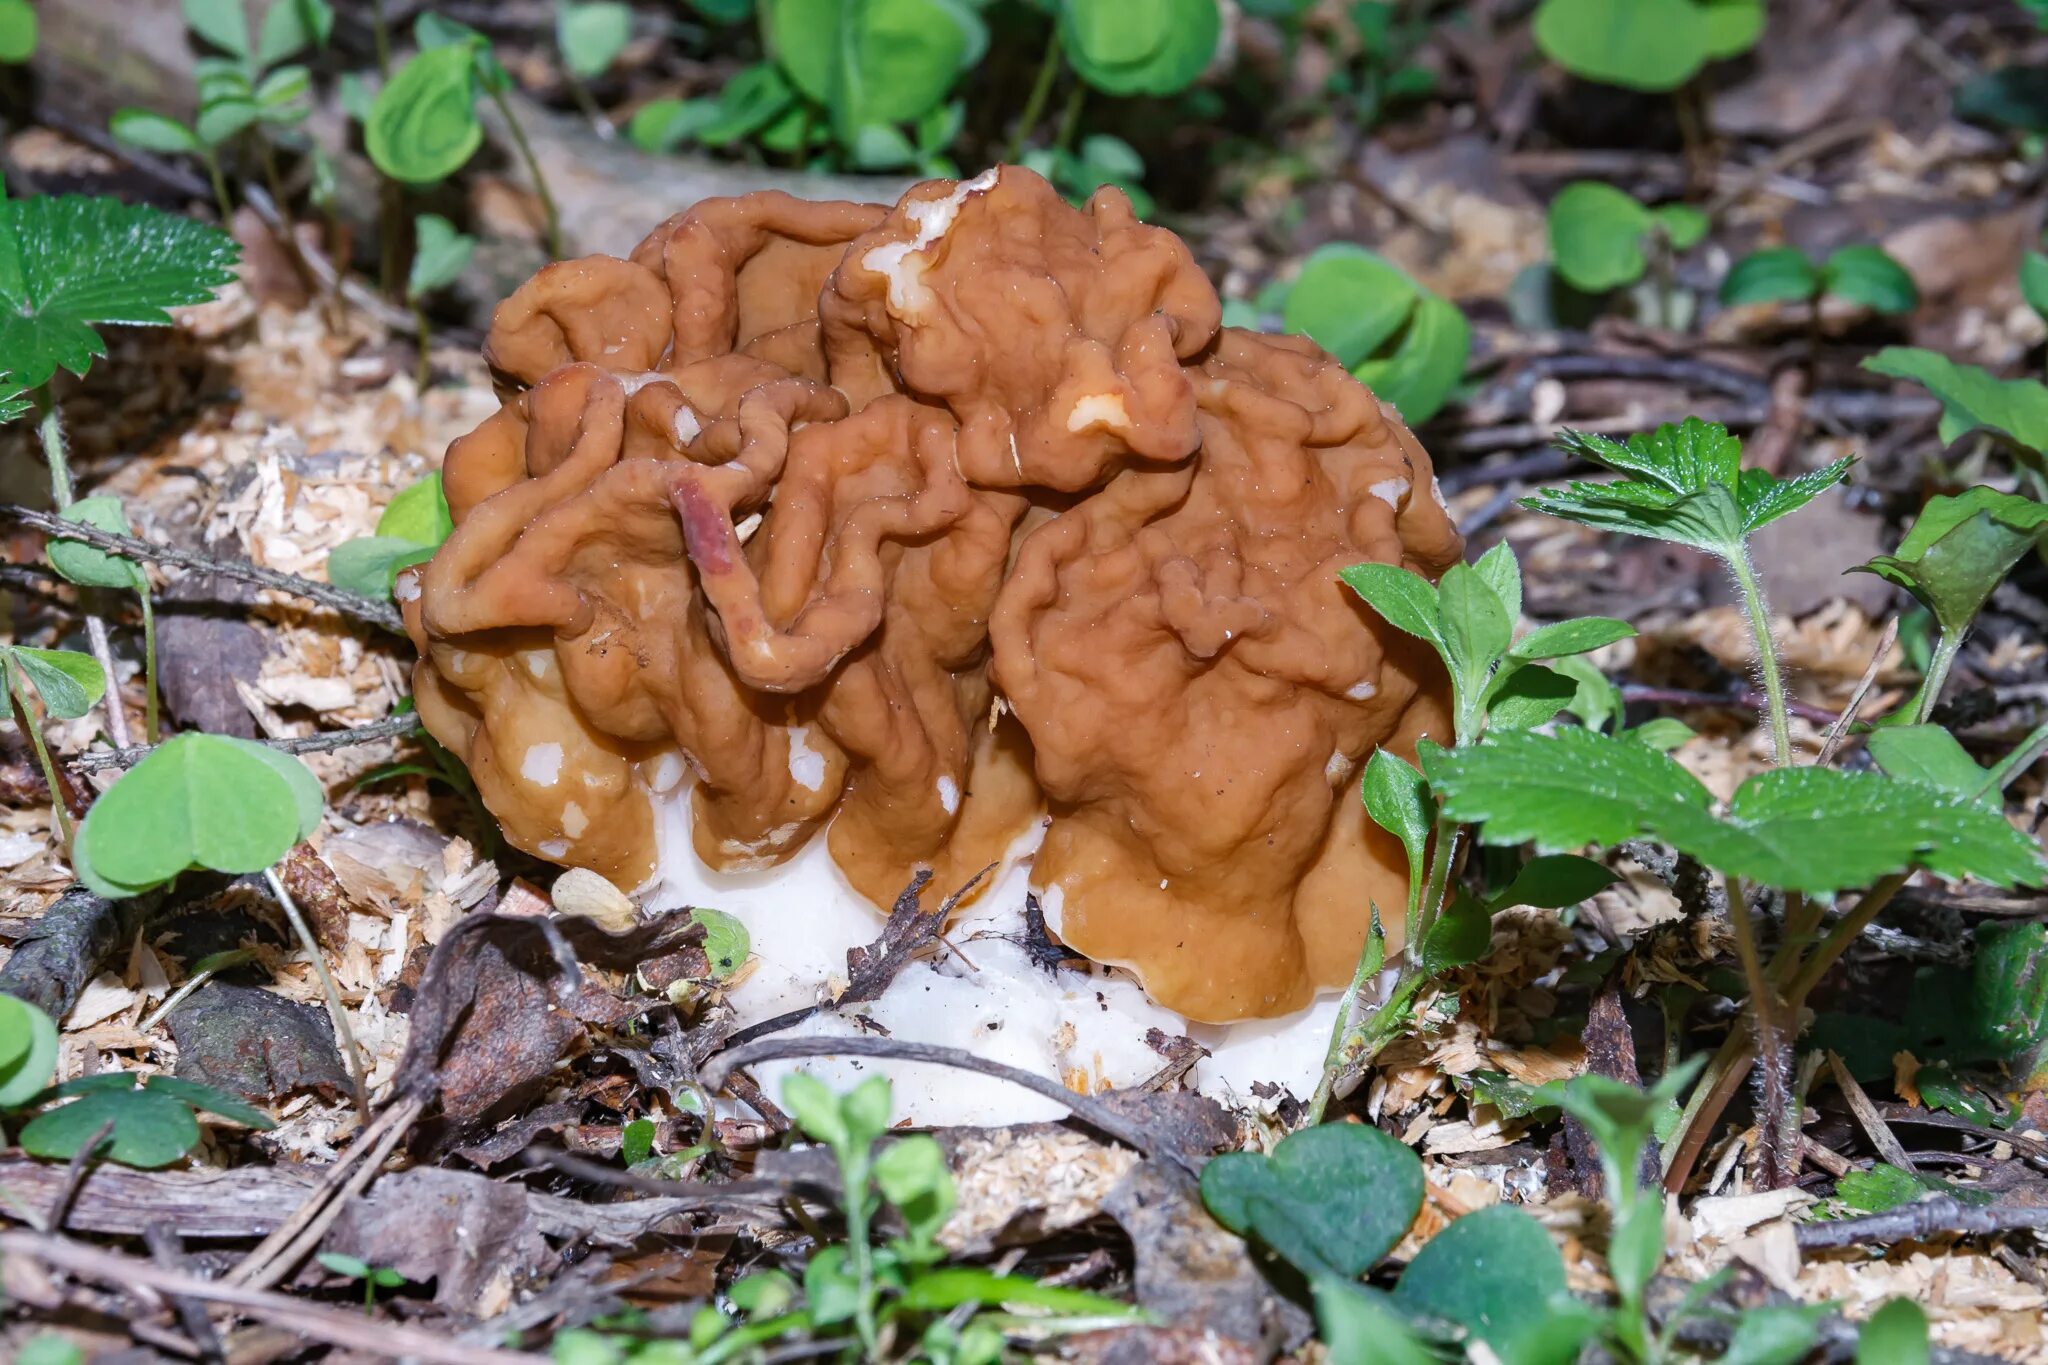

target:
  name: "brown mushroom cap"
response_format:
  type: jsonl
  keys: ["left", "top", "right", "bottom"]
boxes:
{"left": 405, "top": 165, "right": 1463, "bottom": 1023}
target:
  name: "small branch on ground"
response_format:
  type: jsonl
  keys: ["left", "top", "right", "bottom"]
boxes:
{"left": 68, "top": 715, "right": 423, "bottom": 773}
{"left": 1796, "top": 1195, "right": 2048, "bottom": 1251}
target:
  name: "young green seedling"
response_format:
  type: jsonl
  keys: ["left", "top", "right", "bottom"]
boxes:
{"left": 1020, "top": 134, "right": 1153, "bottom": 218}
{"left": 1862, "top": 346, "right": 2048, "bottom": 495}
{"left": 1547, "top": 181, "right": 1709, "bottom": 327}
{"left": 328, "top": 471, "right": 454, "bottom": 599}
{"left": 1277, "top": 244, "right": 1471, "bottom": 424}
{"left": 402, "top": 215, "right": 476, "bottom": 390}
{"left": 18, "top": 1071, "right": 275, "bottom": 1170}
{"left": 1722, "top": 244, "right": 1920, "bottom": 370}
{"left": 0, "top": 646, "right": 105, "bottom": 845}
{"left": 316, "top": 1252, "right": 410, "bottom": 1311}
{"left": 47, "top": 497, "right": 160, "bottom": 743}
{"left": 369, "top": 15, "right": 563, "bottom": 258}
{"left": 0, "top": 0, "right": 35, "bottom": 64}
{"left": 555, "top": 2, "right": 633, "bottom": 131}
{"left": 1534, "top": 0, "right": 1762, "bottom": 92}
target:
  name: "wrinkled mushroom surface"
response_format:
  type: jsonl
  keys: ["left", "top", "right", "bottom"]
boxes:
{"left": 404, "top": 166, "right": 1462, "bottom": 1023}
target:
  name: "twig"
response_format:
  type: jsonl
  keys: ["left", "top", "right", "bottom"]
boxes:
{"left": 264, "top": 866, "right": 370, "bottom": 1125}
{"left": 69, "top": 715, "right": 423, "bottom": 773}
{"left": 45, "top": 1120, "right": 115, "bottom": 1232}
{"left": 0, "top": 1228, "right": 547, "bottom": 1365}
{"left": 1705, "top": 117, "right": 1882, "bottom": 217}
{"left": 0, "top": 505, "right": 403, "bottom": 634}
{"left": 1796, "top": 1194, "right": 2048, "bottom": 1250}
{"left": 1815, "top": 615, "right": 1899, "bottom": 767}
{"left": 143, "top": 1222, "right": 226, "bottom": 1364}
{"left": 1827, "top": 1051, "right": 1917, "bottom": 1174}
{"left": 703, "top": 1036, "right": 1184, "bottom": 1173}
{"left": 226, "top": 1094, "right": 424, "bottom": 1292}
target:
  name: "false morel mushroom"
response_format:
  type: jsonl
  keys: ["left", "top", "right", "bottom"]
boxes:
{"left": 402, "top": 166, "right": 1462, "bottom": 1024}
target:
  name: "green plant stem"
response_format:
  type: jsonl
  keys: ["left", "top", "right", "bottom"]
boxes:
{"left": 264, "top": 866, "right": 371, "bottom": 1125}
{"left": 7, "top": 666, "right": 73, "bottom": 847}
{"left": 1660, "top": 1022, "right": 1754, "bottom": 1192}
{"left": 1649, "top": 231, "right": 1676, "bottom": 332}
{"left": 1727, "top": 544, "right": 1793, "bottom": 765}
{"left": 138, "top": 590, "right": 159, "bottom": 745}
{"left": 36, "top": 397, "right": 74, "bottom": 509}
{"left": 841, "top": 1146, "right": 879, "bottom": 1354}
{"left": 1914, "top": 629, "right": 1963, "bottom": 725}
{"left": 370, "top": 0, "right": 391, "bottom": 76}
{"left": 1007, "top": 28, "right": 1064, "bottom": 165}
{"left": 1985, "top": 717, "right": 2048, "bottom": 791}
{"left": 411, "top": 302, "right": 432, "bottom": 392}
{"left": 201, "top": 150, "right": 234, "bottom": 225}
{"left": 487, "top": 86, "right": 564, "bottom": 259}
{"left": 137, "top": 952, "right": 252, "bottom": 1034}
{"left": 1054, "top": 83, "right": 1086, "bottom": 155}
{"left": 1782, "top": 872, "right": 1910, "bottom": 1010}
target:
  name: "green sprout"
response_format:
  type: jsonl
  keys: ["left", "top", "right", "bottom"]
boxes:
{"left": 316, "top": 1252, "right": 410, "bottom": 1311}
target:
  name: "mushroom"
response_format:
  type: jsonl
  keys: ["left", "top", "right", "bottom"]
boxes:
{"left": 403, "top": 166, "right": 1462, "bottom": 1032}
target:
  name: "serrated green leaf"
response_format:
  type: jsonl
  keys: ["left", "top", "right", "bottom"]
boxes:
{"left": 1734, "top": 454, "right": 1856, "bottom": 533}
{"left": 405, "top": 215, "right": 475, "bottom": 302}
{"left": 1862, "top": 347, "right": 2048, "bottom": 450}
{"left": 557, "top": 2, "right": 633, "bottom": 79}
{"left": 1422, "top": 726, "right": 1715, "bottom": 851}
{"left": 1491, "top": 853, "right": 1618, "bottom": 911}
{"left": 5, "top": 646, "right": 106, "bottom": 720}
{"left": 1858, "top": 1298, "right": 1929, "bottom": 1365}
{"left": 1822, "top": 245, "right": 1918, "bottom": 314}
{"left": 0, "top": 195, "right": 239, "bottom": 388}
{"left": 1510, "top": 616, "right": 1635, "bottom": 660}
{"left": 182, "top": 0, "right": 250, "bottom": 58}
{"left": 20, "top": 1087, "right": 202, "bottom": 1167}
{"left": 1473, "top": 539, "right": 1523, "bottom": 624}
{"left": 1867, "top": 726, "right": 1990, "bottom": 802}
{"left": 1339, "top": 562, "right": 1442, "bottom": 647}
{"left": 47, "top": 495, "right": 146, "bottom": 590}
{"left": 1852, "top": 487, "right": 2048, "bottom": 634}
{"left": 1721, "top": 246, "right": 1820, "bottom": 306}
{"left": 366, "top": 43, "right": 483, "bottom": 185}
{"left": 1547, "top": 181, "right": 1653, "bottom": 292}
{"left": 109, "top": 109, "right": 202, "bottom": 155}
{"left": 1201, "top": 1124, "right": 1423, "bottom": 1280}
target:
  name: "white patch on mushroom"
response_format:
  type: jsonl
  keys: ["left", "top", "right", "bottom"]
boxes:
{"left": 539, "top": 839, "right": 571, "bottom": 859}
{"left": 646, "top": 752, "right": 686, "bottom": 794}
{"left": 561, "top": 802, "right": 588, "bottom": 838}
{"left": 1430, "top": 475, "right": 1448, "bottom": 510}
{"left": 936, "top": 775, "right": 960, "bottom": 815}
{"left": 1371, "top": 476, "right": 1410, "bottom": 508}
{"left": 1324, "top": 750, "right": 1349, "bottom": 782}
{"left": 522, "top": 742, "right": 564, "bottom": 787}
{"left": 613, "top": 370, "right": 675, "bottom": 395}
{"left": 524, "top": 650, "right": 553, "bottom": 680}
{"left": 1066, "top": 392, "right": 1130, "bottom": 432}
{"left": 1345, "top": 680, "right": 1378, "bottom": 701}
{"left": 786, "top": 726, "right": 825, "bottom": 792}
{"left": 392, "top": 571, "right": 422, "bottom": 603}
{"left": 861, "top": 167, "right": 1000, "bottom": 317}
{"left": 734, "top": 512, "right": 764, "bottom": 544}
{"left": 673, "top": 405, "right": 702, "bottom": 444}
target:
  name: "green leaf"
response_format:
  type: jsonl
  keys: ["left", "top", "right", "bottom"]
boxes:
{"left": 415, "top": 12, "right": 510, "bottom": 91}
{"left": 1721, "top": 246, "right": 1821, "bottom": 306}
{"left": 1473, "top": 541, "right": 1523, "bottom": 624}
{"left": 0, "top": 195, "right": 239, "bottom": 389}
{"left": 1722, "top": 1306, "right": 1826, "bottom": 1365}
{"left": 1422, "top": 726, "right": 1714, "bottom": 853}
{"left": 840, "top": 1074, "right": 892, "bottom": 1147}
{"left": 1391, "top": 1205, "right": 1569, "bottom": 1355}
{"left": 1547, "top": 181, "right": 1653, "bottom": 292}
{"left": 196, "top": 95, "right": 262, "bottom": 145}
{"left": 1200, "top": 1123, "right": 1423, "bottom": 1280}
{"left": 1623, "top": 717, "right": 1695, "bottom": 751}
{"left": 690, "top": 907, "right": 750, "bottom": 979}
{"left": 1700, "top": 0, "right": 1766, "bottom": 57}
{"left": 1510, "top": 616, "right": 1635, "bottom": 660}
{"left": 1339, "top": 562, "right": 1442, "bottom": 649}
{"left": 47, "top": 495, "right": 147, "bottom": 591}
{"left": 765, "top": 0, "right": 984, "bottom": 138}
{"left": 627, "top": 97, "right": 715, "bottom": 152}
{"left": 0, "top": 375, "right": 28, "bottom": 424}
{"left": 20, "top": 1087, "right": 202, "bottom": 1168}
{"left": 71, "top": 732, "right": 317, "bottom": 897}
{"left": 805, "top": 1245, "right": 861, "bottom": 1326}
{"left": 1971, "top": 922, "right": 2048, "bottom": 1088}
{"left": 1314, "top": 1280, "right": 1437, "bottom": 1365}
{"left": 15, "top": 1337, "right": 80, "bottom": 1365}
{"left": 1554, "top": 654, "right": 1623, "bottom": 733}
{"left": 697, "top": 64, "right": 798, "bottom": 146}
{"left": 258, "top": 0, "right": 334, "bottom": 66}
{"left": 144, "top": 1074, "right": 276, "bottom": 1128}
{"left": 1421, "top": 890, "right": 1492, "bottom": 973}
{"left": 228, "top": 737, "right": 325, "bottom": 840}
{"left": 366, "top": 43, "right": 483, "bottom": 185}
{"left": 1490, "top": 853, "right": 1618, "bottom": 911}
{"left": 183, "top": 0, "right": 250, "bottom": 58}
{"left": 1533, "top": 0, "right": 1720, "bottom": 92}
{"left": 406, "top": 215, "right": 475, "bottom": 302}
{"left": 781, "top": 1072, "right": 849, "bottom": 1149}
{"left": 5, "top": 646, "right": 107, "bottom": 720}
{"left": 0, "top": 0, "right": 36, "bottom": 63}
{"left": 557, "top": 2, "right": 632, "bottom": 79}
{"left": 851, "top": 124, "right": 919, "bottom": 171}
{"left": 327, "top": 536, "right": 436, "bottom": 598}
{"left": 1551, "top": 1059, "right": 1702, "bottom": 1204}
{"left": 1061, "top": 0, "right": 1220, "bottom": 97}
{"left": 1835, "top": 1163, "right": 1927, "bottom": 1214}
{"left": 109, "top": 109, "right": 202, "bottom": 155}
{"left": 1651, "top": 203, "right": 1710, "bottom": 251}
{"left": 1867, "top": 726, "right": 1990, "bottom": 802}
{"left": 0, "top": 993, "right": 60, "bottom": 1108}
{"left": 1863, "top": 347, "right": 2048, "bottom": 450}
{"left": 727, "top": 1268, "right": 797, "bottom": 1317}
{"left": 621, "top": 1116, "right": 656, "bottom": 1165}
{"left": 317, "top": 1251, "right": 372, "bottom": 1280}
{"left": 255, "top": 65, "right": 313, "bottom": 111}
{"left": 1852, "top": 487, "right": 2048, "bottom": 635}
{"left": 1822, "top": 245, "right": 1918, "bottom": 314}
{"left": 1361, "top": 750, "right": 1432, "bottom": 897}
{"left": 1437, "top": 562, "right": 1512, "bottom": 702}
{"left": 1354, "top": 291, "right": 1470, "bottom": 425}
{"left": 1858, "top": 1298, "right": 1930, "bottom": 1365}
{"left": 1282, "top": 245, "right": 1418, "bottom": 370}
{"left": 1485, "top": 663, "right": 1579, "bottom": 733}
{"left": 2022, "top": 253, "right": 2048, "bottom": 322}
{"left": 896, "top": 1266, "right": 1142, "bottom": 1316}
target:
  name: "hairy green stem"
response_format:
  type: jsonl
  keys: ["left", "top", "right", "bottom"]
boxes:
{"left": 1007, "top": 28, "right": 1064, "bottom": 166}
{"left": 37, "top": 400, "right": 73, "bottom": 509}
{"left": 1727, "top": 545, "right": 1793, "bottom": 765}
{"left": 7, "top": 667, "right": 73, "bottom": 847}
{"left": 264, "top": 866, "right": 371, "bottom": 1125}
{"left": 488, "top": 86, "right": 564, "bottom": 259}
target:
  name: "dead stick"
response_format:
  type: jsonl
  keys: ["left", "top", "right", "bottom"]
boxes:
{"left": 1796, "top": 1194, "right": 2048, "bottom": 1251}
{"left": 69, "top": 715, "right": 423, "bottom": 773}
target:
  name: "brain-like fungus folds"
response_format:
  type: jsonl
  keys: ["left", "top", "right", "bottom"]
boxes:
{"left": 404, "top": 166, "right": 1463, "bottom": 1023}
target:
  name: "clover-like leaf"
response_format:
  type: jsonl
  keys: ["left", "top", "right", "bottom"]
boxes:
{"left": 71, "top": 733, "right": 324, "bottom": 898}
{"left": 1822, "top": 245, "right": 1918, "bottom": 315}
{"left": 1391, "top": 1205, "right": 1572, "bottom": 1356}
{"left": 1200, "top": 1123, "right": 1423, "bottom": 1280}
{"left": 1283, "top": 244, "right": 1419, "bottom": 370}
{"left": 0, "top": 993, "right": 59, "bottom": 1108}
{"left": 143, "top": 1074, "right": 277, "bottom": 1129}
{"left": 1528, "top": 418, "right": 1851, "bottom": 557}
{"left": 1354, "top": 291, "right": 1470, "bottom": 425}
{"left": 1852, "top": 486, "right": 2048, "bottom": 635}
{"left": 3, "top": 646, "right": 106, "bottom": 721}
{"left": 366, "top": 42, "right": 483, "bottom": 185}
{"left": 0, "top": 195, "right": 239, "bottom": 389}
{"left": 378, "top": 471, "right": 453, "bottom": 542}
{"left": 47, "top": 495, "right": 147, "bottom": 591}
{"left": 766, "top": 0, "right": 985, "bottom": 137}
{"left": 1534, "top": 0, "right": 1759, "bottom": 92}
{"left": 0, "top": 0, "right": 35, "bottom": 63}
{"left": 19, "top": 1085, "right": 202, "bottom": 1168}
{"left": 1061, "top": 0, "right": 1221, "bottom": 97}
{"left": 1857, "top": 1298, "right": 1930, "bottom": 1365}
{"left": 1720, "top": 246, "right": 1820, "bottom": 306}
{"left": 1862, "top": 347, "right": 2048, "bottom": 450}
{"left": 328, "top": 537, "right": 436, "bottom": 598}
{"left": 1547, "top": 181, "right": 1656, "bottom": 292}
{"left": 406, "top": 215, "right": 476, "bottom": 302}
{"left": 690, "top": 907, "right": 750, "bottom": 979}
{"left": 557, "top": 2, "right": 632, "bottom": 80}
